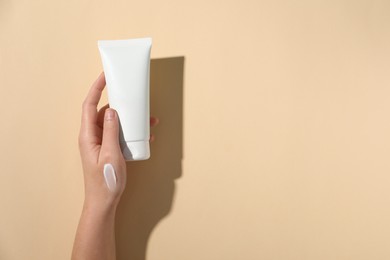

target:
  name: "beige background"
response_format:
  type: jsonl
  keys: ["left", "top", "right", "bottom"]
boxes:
{"left": 1, "top": 0, "right": 390, "bottom": 259}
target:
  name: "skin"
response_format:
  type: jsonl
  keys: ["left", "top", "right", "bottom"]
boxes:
{"left": 71, "top": 72, "right": 158, "bottom": 260}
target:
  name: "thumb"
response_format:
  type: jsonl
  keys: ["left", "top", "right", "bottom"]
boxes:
{"left": 101, "top": 108, "right": 122, "bottom": 157}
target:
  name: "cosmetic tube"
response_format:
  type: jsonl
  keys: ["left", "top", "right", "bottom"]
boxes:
{"left": 98, "top": 38, "right": 152, "bottom": 161}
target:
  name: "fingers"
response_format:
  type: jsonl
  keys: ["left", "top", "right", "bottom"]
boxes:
{"left": 97, "top": 103, "right": 159, "bottom": 148}
{"left": 99, "top": 105, "right": 159, "bottom": 129}
{"left": 81, "top": 72, "right": 106, "bottom": 127}
{"left": 150, "top": 117, "right": 159, "bottom": 127}
{"left": 150, "top": 117, "right": 159, "bottom": 142}
{"left": 100, "top": 108, "right": 122, "bottom": 159}
{"left": 97, "top": 104, "right": 110, "bottom": 128}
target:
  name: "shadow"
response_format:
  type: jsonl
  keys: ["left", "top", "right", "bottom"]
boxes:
{"left": 115, "top": 57, "right": 185, "bottom": 260}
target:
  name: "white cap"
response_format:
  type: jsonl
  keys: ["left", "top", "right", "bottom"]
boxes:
{"left": 121, "top": 141, "right": 150, "bottom": 161}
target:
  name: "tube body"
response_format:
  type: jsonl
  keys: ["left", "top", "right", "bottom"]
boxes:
{"left": 98, "top": 38, "right": 152, "bottom": 161}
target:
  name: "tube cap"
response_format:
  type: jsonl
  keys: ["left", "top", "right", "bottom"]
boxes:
{"left": 121, "top": 141, "right": 150, "bottom": 161}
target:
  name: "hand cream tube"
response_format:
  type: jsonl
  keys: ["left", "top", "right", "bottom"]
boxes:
{"left": 98, "top": 38, "right": 152, "bottom": 161}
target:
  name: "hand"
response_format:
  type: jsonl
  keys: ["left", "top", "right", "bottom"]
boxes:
{"left": 78, "top": 72, "right": 158, "bottom": 210}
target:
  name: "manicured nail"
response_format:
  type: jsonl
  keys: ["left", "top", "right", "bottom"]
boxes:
{"left": 103, "top": 164, "right": 117, "bottom": 192}
{"left": 106, "top": 109, "right": 115, "bottom": 121}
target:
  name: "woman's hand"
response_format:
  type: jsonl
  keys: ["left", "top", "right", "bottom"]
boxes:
{"left": 78, "top": 72, "right": 126, "bottom": 211}
{"left": 78, "top": 72, "right": 158, "bottom": 211}
{"left": 73, "top": 72, "right": 158, "bottom": 260}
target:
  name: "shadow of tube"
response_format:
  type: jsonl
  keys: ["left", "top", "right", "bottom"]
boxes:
{"left": 116, "top": 56, "right": 185, "bottom": 260}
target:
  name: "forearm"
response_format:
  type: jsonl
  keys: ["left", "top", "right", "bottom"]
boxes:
{"left": 72, "top": 202, "right": 117, "bottom": 260}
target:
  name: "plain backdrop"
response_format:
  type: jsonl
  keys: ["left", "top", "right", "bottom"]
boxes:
{"left": 1, "top": 0, "right": 390, "bottom": 259}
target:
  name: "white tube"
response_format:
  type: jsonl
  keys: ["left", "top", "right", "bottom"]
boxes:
{"left": 98, "top": 38, "right": 152, "bottom": 161}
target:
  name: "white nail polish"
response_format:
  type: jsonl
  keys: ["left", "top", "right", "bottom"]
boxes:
{"left": 103, "top": 164, "right": 117, "bottom": 192}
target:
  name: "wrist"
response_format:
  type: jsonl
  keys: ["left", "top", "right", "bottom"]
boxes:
{"left": 83, "top": 196, "right": 120, "bottom": 215}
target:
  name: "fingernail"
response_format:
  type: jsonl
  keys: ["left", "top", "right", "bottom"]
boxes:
{"left": 103, "top": 163, "right": 117, "bottom": 192}
{"left": 106, "top": 109, "right": 115, "bottom": 121}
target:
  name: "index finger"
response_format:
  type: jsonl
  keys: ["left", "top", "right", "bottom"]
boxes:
{"left": 81, "top": 72, "right": 106, "bottom": 126}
